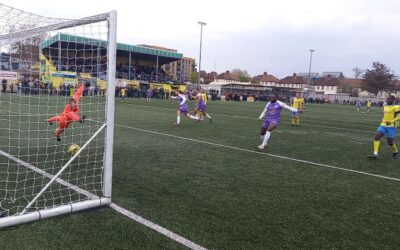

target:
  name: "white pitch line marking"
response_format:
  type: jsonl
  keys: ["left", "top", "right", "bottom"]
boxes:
{"left": 123, "top": 103, "right": 374, "bottom": 133}
{"left": 109, "top": 203, "right": 207, "bottom": 250}
{"left": 0, "top": 150, "right": 207, "bottom": 250}
{"left": 116, "top": 124, "right": 400, "bottom": 183}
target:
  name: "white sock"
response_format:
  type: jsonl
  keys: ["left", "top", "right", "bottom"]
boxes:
{"left": 206, "top": 113, "right": 212, "bottom": 119}
{"left": 262, "top": 131, "right": 271, "bottom": 146}
{"left": 189, "top": 115, "right": 198, "bottom": 120}
{"left": 177, "top": 115, "right": 181, "bottom": 124}
{"left": 260, "top": 135, "right": 265, "bottom": 140}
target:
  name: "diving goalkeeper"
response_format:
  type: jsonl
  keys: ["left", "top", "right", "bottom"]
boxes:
{"left": 46, "top": 83, "right": 87, "bottom": 141}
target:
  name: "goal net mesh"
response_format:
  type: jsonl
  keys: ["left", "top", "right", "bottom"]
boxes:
{"left": 0, "top": 3, "right": 111, "bottom": 217}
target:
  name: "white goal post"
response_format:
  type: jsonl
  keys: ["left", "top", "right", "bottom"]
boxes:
{"left": 0, "top": 4, "right": 116, "bottom": 227}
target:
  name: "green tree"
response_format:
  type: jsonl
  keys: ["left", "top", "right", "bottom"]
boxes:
{"left": 190, "top": 71, "right": 199, "bottom": 83}
{"left": 361, "top": 62, "right": 396, "bottom": 95}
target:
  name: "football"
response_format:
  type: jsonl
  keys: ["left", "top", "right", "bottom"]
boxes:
{"left": 67, "top": 144, "right": 80, "bottom": 156}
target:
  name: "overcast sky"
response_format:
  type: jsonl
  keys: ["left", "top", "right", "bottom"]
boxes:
{"left": 3, "top": 0, "right": 400, "bottom": 78}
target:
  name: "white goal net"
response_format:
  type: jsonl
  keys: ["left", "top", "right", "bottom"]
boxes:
{"left": 0, "top": 4, "right": 116, "bottom": 227}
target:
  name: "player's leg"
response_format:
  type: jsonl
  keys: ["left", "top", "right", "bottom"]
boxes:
{"left": 386, "top": 128, "right": 398, "bottom": 158}
{"left": 291, "top": 113, "right": 296, "bottom": 126}
{"left": 294, "top": 112, "right": 300, "bottom": 126}
{"left": 180, "top": 105, "right": 198, "bottom": 123}
{"left": 259, "top": 126, "right": 267, "bottom": 141}
{"left": 175, "top": 110, "right": 181, "bottom": 125}
{"left": 54, "top": 118, "right": 68, "bottom": 141}
{"left": 197, "top": 111, "right": 204, "bottom": 121}
{"left": 193, "top": 107, "right": 199, "bottom": 118}
{"left": 46, "top": 115, "right": 61, "bottom": 125}
{"left": 258, "top": 121, "right": 278, "bottom": 149}
{"left": 369, "top": 129, "right": 385, "bottom": 159}
{"left": 185, "top": 112, "right": 200, "bottom": 121}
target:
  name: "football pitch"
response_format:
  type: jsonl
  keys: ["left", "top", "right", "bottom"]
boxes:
{"left": 2, "top": 98, "right": 400, "bottom": 249}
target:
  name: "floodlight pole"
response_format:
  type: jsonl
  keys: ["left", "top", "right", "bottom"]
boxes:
{"left": 198, "top": 21, "right": 206, "bottom": 88}
{"left": 308, "top": 49, "right": 315, "bottom": 86}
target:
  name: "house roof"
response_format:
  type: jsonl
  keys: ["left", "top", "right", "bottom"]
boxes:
{"left": 252, "top": 72, "right": 279, "bottom": 83}
{"left": 314, "top": 76, "right": 342, "bottom": 86}
{"left": 340, "top": 78, "right": 363, "bottom": 88}
{"left": 321, "top": 72, "right": 344, "bottom": 78}
{"left": 217, "top": 71, "right": 239, "bottom": 81}
{"left": 279, "top": 73, "right": 307, "bottom": 84}
{"left": 296, "top": 72, "right": 319, "bottom": 79}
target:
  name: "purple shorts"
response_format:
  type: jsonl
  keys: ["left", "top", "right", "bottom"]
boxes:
{"left": 196, "top": 104, "right": 206, "bottom": 113}
{"left": 179, "top": 105, "right": 190, "bottom": 114}
{"left": 262, "top": 119, "right": 279, "bottom": 129}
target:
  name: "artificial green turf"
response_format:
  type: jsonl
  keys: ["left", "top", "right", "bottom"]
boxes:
{"left": 2, "top": 96, "right": 400, "bottom": 249}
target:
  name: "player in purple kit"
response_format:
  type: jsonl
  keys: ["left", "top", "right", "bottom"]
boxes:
{"left": 193, "top": 89, "right": 213, "bottom": 123}
{"left": 258, "top": 94, "right": 299, "bottom": 150}
{"left": 171, "top": 90, "right": 199, "bottom": 125}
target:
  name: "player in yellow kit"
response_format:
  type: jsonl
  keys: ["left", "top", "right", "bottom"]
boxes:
{"left": 366, "top": 101, "right": 372, "bottom": 112}
{"left": 368, "top": 95, "right": 400, "bottom": 159}
{"left": 291, "top": 92, "right": 304, "bottom": 127}
{"left": 120, "top": 87, "right": 126, "bottom": 103}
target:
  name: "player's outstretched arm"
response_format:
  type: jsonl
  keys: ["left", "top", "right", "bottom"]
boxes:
{"left": 280, "top": 101, "right": 298, "bottom": 113}
{"left": 259, "top": 103, "right": 270, "bottom": 120}
{"left": 73, "top": 84, "right": 85, "bottom": 103}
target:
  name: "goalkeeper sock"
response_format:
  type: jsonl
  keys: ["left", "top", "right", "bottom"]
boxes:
{"left": 291, "top": 118, "right": 295, "bottom": 125}
{"left": 391, "top": 143, "right": 398, "bottom": 153}
{"left": 373, "top": 141, "right": 380, "bottom": 155}
{"left": 296, "top": 118, "right": 300, "bottom": 125}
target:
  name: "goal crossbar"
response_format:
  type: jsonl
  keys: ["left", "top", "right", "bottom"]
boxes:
{"left": 0, "top": 13, "right": 110, "bottom": 44}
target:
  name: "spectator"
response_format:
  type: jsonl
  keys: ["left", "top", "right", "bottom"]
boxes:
{"left": 1, "top": 79, "right": 7, "bottom": 93}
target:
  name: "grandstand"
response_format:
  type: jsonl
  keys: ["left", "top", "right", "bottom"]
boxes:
{"left": 39, "top": 33, "right": 185, "bottom": 91}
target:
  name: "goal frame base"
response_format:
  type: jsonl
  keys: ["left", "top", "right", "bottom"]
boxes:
{"left": 0, "top": 198, "right": 110, "bottom": 228}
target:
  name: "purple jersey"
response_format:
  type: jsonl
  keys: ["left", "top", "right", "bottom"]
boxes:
{"left": 177, "top": 94, "right": 189, "bottom": 114}
{"left": 259, "top": 101, "right": 298, "bottom": 128}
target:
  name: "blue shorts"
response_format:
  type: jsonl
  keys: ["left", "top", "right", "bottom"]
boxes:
{"left": 292, "top": 112, "right": 299, "bottom": 117}
{"left": 377, "top": 126, "right": 397, "bottom": 138}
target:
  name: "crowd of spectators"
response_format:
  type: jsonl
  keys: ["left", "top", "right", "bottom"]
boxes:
{"left": 116, "top": 63, "right": 172, "bottom": 83}
{"left": 53, "top": 58, "right": 173, "bottom": 83}
{"left": 0, "top": 77, "right": 104, "bottom": 97}
{"left": 115, "top": 85, "right": 172, "bottom": 99}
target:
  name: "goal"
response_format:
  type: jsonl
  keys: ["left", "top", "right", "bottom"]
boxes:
{"left": 0, "top": 4, "right": 116, "bottom": 227}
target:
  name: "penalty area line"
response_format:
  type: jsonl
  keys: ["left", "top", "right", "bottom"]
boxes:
{"left": 109, "top": 203, "right": 208, "bottom": 250}
{"left": 116, "top": 124, "right": 400, "bottom": 183}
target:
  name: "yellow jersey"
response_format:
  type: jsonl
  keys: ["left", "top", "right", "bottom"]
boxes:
{"left": 381, "top": 105, "right": 400, "bottom": 127}
{"left": 121, "top": 88, "right": 126, "bottom": 96}
{"left": 292, "top": 97, "right": 304, "bottom": 109}
{"left": 201, "top": 93, "right": 208, "bottom": 104}
{"left": 367, "top": 101, "right": 372, "bottom": 107}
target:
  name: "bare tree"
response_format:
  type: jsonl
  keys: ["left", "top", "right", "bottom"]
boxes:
{"left": 231, "top": 68, "right": 251, "bottom": 82}
{"left": 352, "top": 67, "right": 364, "bottom": 79}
